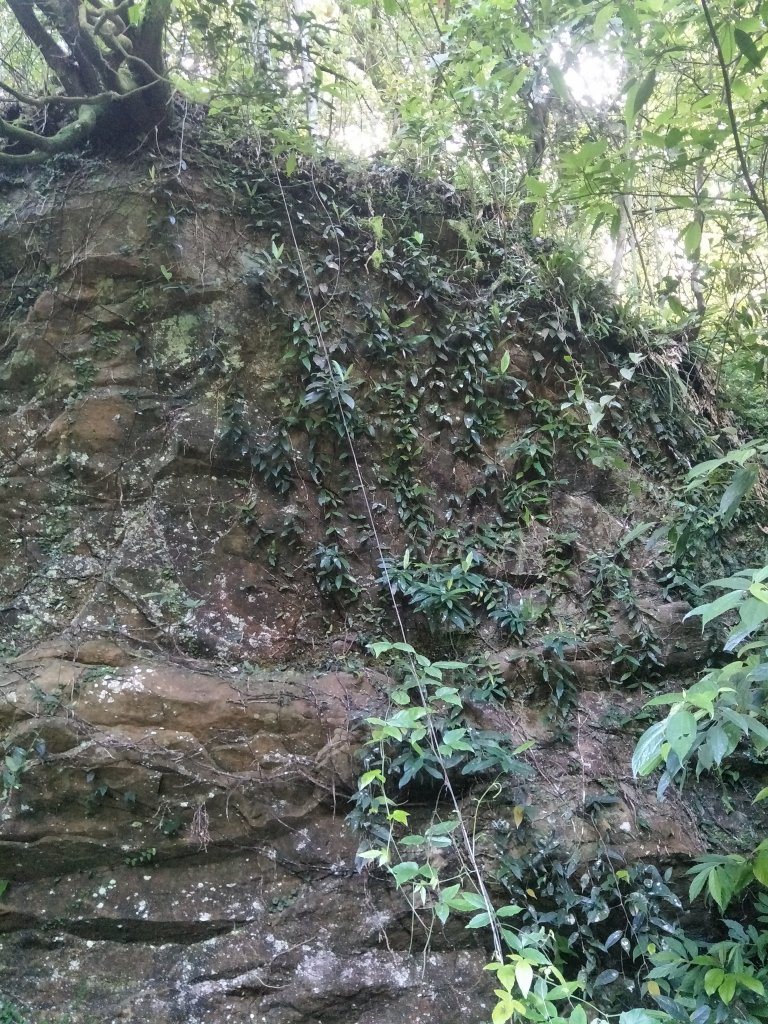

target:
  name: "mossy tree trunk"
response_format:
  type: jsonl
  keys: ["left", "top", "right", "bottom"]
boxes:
{"left": 1, "top": 0, "right": 173, "bottom": 166}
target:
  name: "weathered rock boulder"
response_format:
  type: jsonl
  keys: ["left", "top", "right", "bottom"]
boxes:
{"left": 0, "top": 647, "right": 712, "bottom": 1022}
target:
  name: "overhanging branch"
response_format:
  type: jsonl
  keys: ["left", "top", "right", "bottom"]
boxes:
{"left": 90, "top": 0, "right": 133, "bottom": 36}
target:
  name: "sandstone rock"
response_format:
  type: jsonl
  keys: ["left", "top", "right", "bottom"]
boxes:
{"left": 26, "top": 291, "right": 56, "bottom": 322}
{"left": 45, "top": 394, "right": 137, "bottom": 452}
{"left": 0, "top": 157, "right": 751, "bottom": 1024}
{"left": 73, "top": 639, "right": 133, "bottom": 667}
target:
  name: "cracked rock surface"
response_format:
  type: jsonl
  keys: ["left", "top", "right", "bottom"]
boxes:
{"left": 0, "top": 155, "right": 752, "bottom": 1022}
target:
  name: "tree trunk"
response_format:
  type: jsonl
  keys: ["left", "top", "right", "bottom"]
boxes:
{"left": 1, "top": 0, "right": 173, "bottom": 166}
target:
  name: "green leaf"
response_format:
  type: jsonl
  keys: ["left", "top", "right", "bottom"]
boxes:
{"left": 735, "top": 973, "right": 764, "bottom": 995}
{"left": 719, "top": 974, "right": 737, "bottom": 1003}
{"left": 719, "top": 22, "right": 736, "bottom": 62}
{"left": 440, "top": 883, "right": 461, "bottom": 901}
{"left": 619, "top": 1013, "right": 660, "bottom": 1024}
{"left": 726, "top": 598, "right": 768, "bottom": 651}
{"left": 389, "top": 861, "right": 422, "bottom": 885}
{"left": 427, "top": 818, "right": 461, "bottom": 836}
{"left": 682, "top": 220, "right": 702, "bottom": 257}
{"left": 632, "top": 720, "right": 667, "bottom": 776}
{"left": 458, "top": 892, "right": 489, "bottom": 911}
{"left": 752, "top": 848, "right": 768, "bottom": 886}
{"left": 594, "top": 968, "right": 620, "bottom": 987}
{"left": 369, "top": 641, "right": 397, "bottom": 657}
{"left": 496, "top": 904, "right": 523, "bottom": 918}
{"left": 719, "top": 466, "right": 758, "bottom": 523}
{"left": 619, "top": 520, "right": 655, "bottom": 547}
{"left": 500, "top": 351, "right": 511, "bottom": 374}
{"left": 494, "top": 963, "right": 518, "bottom": 991}
{"left": 686, "top": 456, "right": 729, "bottom": 483}
{"left": 492, "top": 994, "right": 516, "bottom": 1024}
{"left": 704, "top": 968, "right": 725, "bottom": 995}
{"left": 127, "top": 1, "right": 146, "bottom": 26}
{"left": 683, "top": 684, "right": 720, "bottom": 715}
{"left": 632, "top": 69, "right": 657, "bottom": 117}
{"left": 433, "top": 686, "right": 463, "bottom": 706}
{"left": 357, "top": 846, "right": 384, "bottom": 861}
{"left": 645, "top": 691, "right": 685, "bottom": 707}
{"left": 466, "top": 911, "right": 492, "bottom": 928}
{"left": 735, "top": 28, "right": 763, "bottom": 67}
{"left": 722, "top": 707, "right": 768, "bottom": 744}
{"left": 708, "top": 868, "right": 725, "bottom": 910}
{"left": 593, "top": 3, "right": 617, "bottom": 39}
{"left": 359, "top": 770, "right": 385, "bottom": 788}
{"left": 515, "top": 960, "right": 534, "bottom": 997}
{"left": 701, "top": 861, "right": 748, "bottom": 912}
{"left": 547, "top": 62, "right": 570, "bottom": 101}
{"left": 688, "top": 865, "right": 710, "bottom": 902}
{"left": 605, "top": 928, "right": 624, "bottom": 949}
{"left": 705, "top": 724, "right": 731, "bottom": 766}
{"left": 671, "top": 708, "right": 700, "bottom": 765}
{"left": 525, "top": 175, "right": 548, "bottom": 197}
{"left": 512, "top": 31, "right": 534, "bottom": 54}
{"left": 687, "top": 589, "right": 744, "bottom": 627}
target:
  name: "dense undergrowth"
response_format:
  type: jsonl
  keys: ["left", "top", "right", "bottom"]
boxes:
{"left": 348, "top": 448, "right": 768, "bottom": 1024}
{"left": 204, "top": 152, "right": 768, "bottom": 1023}
{"left": 197, "top": 147, "right": 768, "bottom": 1023}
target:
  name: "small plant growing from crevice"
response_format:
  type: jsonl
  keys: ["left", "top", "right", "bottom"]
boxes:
{"left": 124, "top": 847, "right": 157, "bottom": 868}
{"left": 312, "top": 543, "right": 360, "bottom": 605}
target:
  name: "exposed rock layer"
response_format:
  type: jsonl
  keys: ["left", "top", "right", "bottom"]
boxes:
{"left": 0, "top": 153, "right": 754, "bottom": 1021}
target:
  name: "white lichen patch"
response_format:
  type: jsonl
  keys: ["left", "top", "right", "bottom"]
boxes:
{"left": 95, "top": 671, "right": 146, "bottom": 703}
{"left": 296, "top": 949, "right": 340, "bottom": 993}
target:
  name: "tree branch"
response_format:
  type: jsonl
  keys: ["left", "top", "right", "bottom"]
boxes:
{"left": 99, "top": 28, "right": 171, "bottom": 91}
{"left": 74, "top": 11, "right": 123, "bottom": 94}
{"left": 5, "top": 0, "right": 84, "bottom": 94}
{"left": 133, "top": 0, "right": 172, "bottom": 73}
{"left": 0, "top": 79, "right": 104, "bottom": 106}
{"left": 0, "top": 148, "right": 56, "bottom": 166}
{"left": 700, "top": 0, "right": 768, "bottom": 235}
{"left": 90, "top": 0, "right": 132, "bottom": 36}
{"left": 0, "top": 77, "right": 164, "bottom": 107}
{"left": 0, "top": 102, "right": 99, "bottom": 163}
{"left": 34, "top": 0, "right": 102, "bottom": 95}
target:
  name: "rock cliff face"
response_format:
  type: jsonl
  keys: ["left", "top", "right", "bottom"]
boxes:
{"left": 0, "top": 151, "right": 744, "bottom": 1021}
